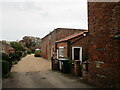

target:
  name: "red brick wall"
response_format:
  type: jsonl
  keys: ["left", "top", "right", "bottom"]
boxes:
{"left": 56, "top": 42, "right": 68, "bottom": 58}
{"left": 56, "top": 33, "right": 88, "bottom": 61}
{"left": 70, "top": 35, "right": 88, "bottom": 61}
{"left": 41, "top": 28, "right": 86, "bottom": 60}
{"left": 83, "top": 2, "right": 120, "bottom": 88}
{"left": 41, "top": 31, "right": 56, "bottom": 59}
{"left": 70, "top": 35, "right": 88, "bottom": 76}
{"left": 56, "top": 34, "right": 88, "bottom": 76}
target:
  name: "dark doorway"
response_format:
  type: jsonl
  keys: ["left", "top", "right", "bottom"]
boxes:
{"left": 74, "top": 48, "right": 80, "bottom": 60}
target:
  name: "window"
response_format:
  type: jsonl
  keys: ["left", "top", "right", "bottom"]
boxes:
{"left": 59, "top": 47, "right": 64, "bottom": 57}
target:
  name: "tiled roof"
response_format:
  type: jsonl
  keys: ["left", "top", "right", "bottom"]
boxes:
{"left": 56, "top": 30, "right": 88, "bottom": 43}
{"left": 41, "top": 28, "right": 87, "bottom": 40}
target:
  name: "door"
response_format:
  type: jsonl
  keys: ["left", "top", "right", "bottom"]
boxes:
{"left": 74, "top": 48, "right": 80, "bottom": 60}
{"left": 72, "top": 47, "right": 82, "bottom": 61}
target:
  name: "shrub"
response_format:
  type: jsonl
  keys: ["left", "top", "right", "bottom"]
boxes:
{"left": 22, "top": 51, "right": 27, "bottom": 57}
{"left": 31, "top": 50, "right": 35, "bottom": 53}
{"left": 10, "top": 42, "right": 24, "bottom": 51}
{"left": 12, "top": 60, "right": 18, "bottom": 65}
{"left": 0, "top": 52, "right": 9, "bottom": 61}
{"left": 16, "top": 51, "right": 22, "bottom": 57}
{"left": 0, "top": 60, "right": 9, "bottom": 77}
{"left": 27, "top": 50, "right": 32, "bottom": 54}
{"left": 9, "top": 53, "right": 21, "bottom": 61}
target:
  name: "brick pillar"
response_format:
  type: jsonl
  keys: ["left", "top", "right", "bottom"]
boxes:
{"left": 73, "top": 60, "right": 82, "bottom": 76}
{"left": 51, "top": 57, "right": 59, "bottom": 70}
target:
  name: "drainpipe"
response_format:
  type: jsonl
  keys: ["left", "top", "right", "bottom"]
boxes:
{"left": 55, "top": 42, "right": 58, "bottom": 59}
{"left": 67, "top": 40, "right": 70, "bottom": 58}
{"left": 55, "top": 42, "right": 57, "bottom": 52}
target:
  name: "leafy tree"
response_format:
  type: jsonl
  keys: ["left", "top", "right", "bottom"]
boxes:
{"left": 10, "top": 42, "right": 24, "bottom": 51}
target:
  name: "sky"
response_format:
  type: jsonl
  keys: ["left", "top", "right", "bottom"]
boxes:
{"left": 0, "top": 0, "right": 88, "bottom": 41}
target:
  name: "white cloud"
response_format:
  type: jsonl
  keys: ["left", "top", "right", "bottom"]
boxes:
{"left": 0, "top": 0, "right": 88, "bottom": 41}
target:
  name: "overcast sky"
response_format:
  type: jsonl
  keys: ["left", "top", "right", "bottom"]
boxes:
{"left": 0, "top": 0, "right": 88, "bottom": 41}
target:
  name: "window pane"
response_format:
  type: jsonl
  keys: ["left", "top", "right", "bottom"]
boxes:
{"left": 59, "top": 47, "right": 64, "bottom": 57}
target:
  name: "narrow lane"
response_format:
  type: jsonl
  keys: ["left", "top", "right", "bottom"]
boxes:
{"left": 2, "top": 54, "right": 95, "bottom": 88}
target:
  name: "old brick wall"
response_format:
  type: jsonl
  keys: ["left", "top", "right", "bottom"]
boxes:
{"left": 56, "top": 32, "right": 88, "bottom": 61}
{"left": 70, "top": 35, "right": 88, "bottom": 76}
{"left": 41, "top": 28, "right": 85, "bottom": 60}
{"left": 70, "top": 35, "right": 89, "bottom": 61}
{"left": 41, "top": 37, "right": 49, "bottom": 59}
{"left": 41, "top": 31, "right": 56, "bottom": 59}
{"left": 83, "top": 2, "right": 120, "bottom": 88}
{"left": 56, "top": 42, "right": 68, "bottom": 58}
{"left": 56, "top": 33, "right": 88, "bottom": 76}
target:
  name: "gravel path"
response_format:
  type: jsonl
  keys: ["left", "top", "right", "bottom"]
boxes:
{"left": 11, "top": 54, "right": 51, "bottom": 72}
{"left": 2, "top": 54, "right": 96, "bottom": 88}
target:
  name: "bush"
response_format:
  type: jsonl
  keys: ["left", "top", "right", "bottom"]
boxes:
{"left": 9, "top": 53, "right": 21, "bottom": 61}
{"left": 27, "top": 50, "right": 32, "bottom": 54}
{"left": 0, "top": 60, "right": 10, "bottom": 77}
{"left": 12, "top": 60, "right": 18, "bottom": 65}
{"left": 10, "top": 42, "right": 24, "bottom": 51}
{"left": 16, "top": 51, "right": 22, "bottom": 57}
{"left": 31, "top": 50, "right": 35, "bottom": 54}
{"left": 22, "top": 51, "right": 27, "bottom": 57}
{"left": 0, "top": 52, "right": 9, "bottom": 61}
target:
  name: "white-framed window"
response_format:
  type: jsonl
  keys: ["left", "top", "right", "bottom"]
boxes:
{"left": 59, "top": 46, "right": 65, "bottom": 57}
{"left": 72, "top": 47, "right": 82, "bottom": 62}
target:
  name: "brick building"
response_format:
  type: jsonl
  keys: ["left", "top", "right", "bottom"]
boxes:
{"left": 56, "top": 31, "right": 88, "bottom": 61}
{"left": 56, "top": 31, "right": 88, "bottom": 75}
{"left": 41, "top": 28, "right": 87, "bottom": 60}
{"left": 82, "top": 2, "right": 120, "bottom": 88}
{"left": 0, "top": 40, "right": 15, "bottom": 54}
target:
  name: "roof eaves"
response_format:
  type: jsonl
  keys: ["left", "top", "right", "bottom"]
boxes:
{"left": 56, "top": 31, "right": 88, "bottom": 43}
{"left": 56, "top": 40, "right": 68, "bottom": 43}
{"left": 41, "top": 29, "right": 55, "bottom": 40}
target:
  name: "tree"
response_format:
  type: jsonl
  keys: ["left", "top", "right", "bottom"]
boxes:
{"left": 10, "top": 42, "right": 24, "bottom": 51}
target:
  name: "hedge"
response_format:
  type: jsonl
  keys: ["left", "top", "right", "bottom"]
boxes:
{"left": 0, "top": 52, "right": 9, "bottom": 61}
{"left": 9, "top": 53, "right": 21, "bottom": 61}
{"left": 0, "top": 60, "right": 10, "bottom": 77}
{"left": 27, "top": 50, "right": 32, "bottom": 54}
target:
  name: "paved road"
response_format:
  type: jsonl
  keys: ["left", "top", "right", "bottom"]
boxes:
{"left": 2, "top": 54, "right": 95, "bottom": 88}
